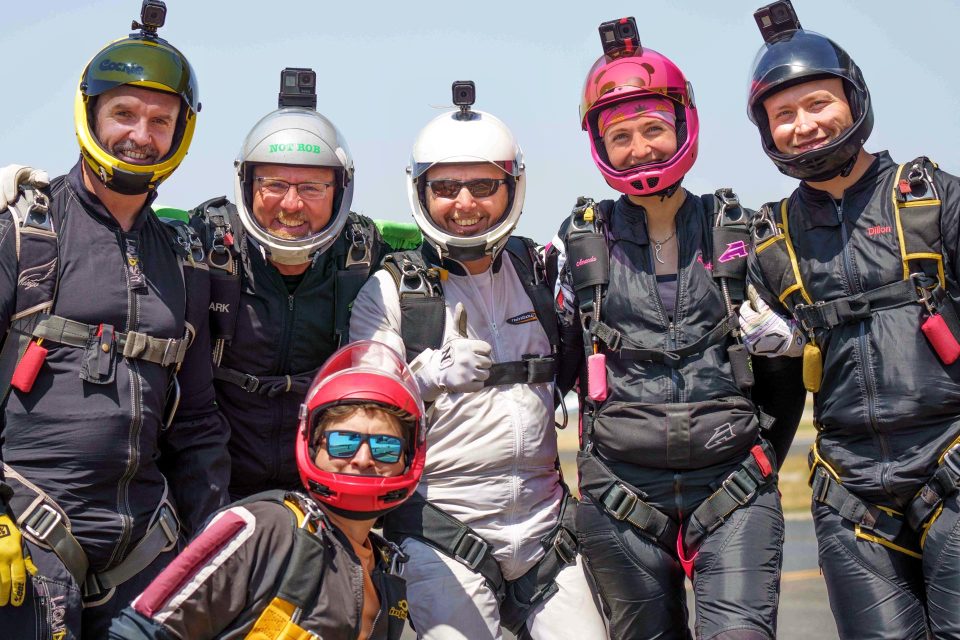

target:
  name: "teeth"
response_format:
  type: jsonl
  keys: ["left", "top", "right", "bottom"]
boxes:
{"left": 453, "top": 216, "right": 480, "bottom": 226}
{"left": 278, "top": 212, "right": 305, "bottom": 227}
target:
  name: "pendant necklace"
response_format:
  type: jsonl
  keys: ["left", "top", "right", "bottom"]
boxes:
{"left": 650, "top": 228, "right": 676, "bottom": 264}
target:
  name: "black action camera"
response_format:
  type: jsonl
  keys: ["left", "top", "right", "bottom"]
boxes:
{"left": 278, "top": 67, "right": 317, "bottom": 109}
{"left": 754, "top": 0, "right": 802, "bottom": 44}
{"left": 452, "top": 80, "right": 476, "bottom": 119}
{"left": 598, "top": 16, "right": 640, "bottom": 58}
{"left": 132, "top": 0, "right": 166, "bottom": 36}
{"left": 452, "top": 81, "right": 476, "bottom": 108}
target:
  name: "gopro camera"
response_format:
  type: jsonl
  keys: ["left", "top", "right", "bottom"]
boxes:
{"left": 278, "top": 67, "right": 317, "bottom": 110}
{"left": 452, "top": 80, "right": 476, "bottom": 119}
{"left": 598, "top": 16, "right": 640, "bottom": 58}
{"left": 132, "top": 0, "right": 166, "bottom": 36}
{"left": 754, "top": 0, "right": 802, "bottom": 44}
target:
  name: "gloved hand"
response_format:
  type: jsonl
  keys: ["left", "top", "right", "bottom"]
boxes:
{"left": 0, "top": 165, "right": 49, "bottom": 209}
{"left": 411, "top": 302, "right": 493, "bottom": 402}
{"left": 0, "top": 509, "right": 37, "bottom": 607}
{"left": 739, "top": 284, "right": 806, "bottom": 357}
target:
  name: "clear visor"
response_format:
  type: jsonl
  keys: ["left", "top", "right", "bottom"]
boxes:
{"left": 748, "top": 30, "right": 858, "bottom": 103}
{"left": 305, "top": 340, "right": 425, "bottom": 423}
{"left": 580, "top": 53, "right": 690, "bottom": 124}
{"left": 245, "top": 169, "right": 342, "bottom": 244}
{"left": 84, "top": 39, "right": 198, "bottom": 111}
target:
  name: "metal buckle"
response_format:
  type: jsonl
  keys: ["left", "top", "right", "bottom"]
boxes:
{"left": 241, "top": 373, "right": 261, "bottom": 393}
{"left": 160, "top": 338, "right": 177, "bottom": 367}
{"left": 397, "top": 260, "right": 434, "bottom": 298}
{"left": 552, "top": 528, "right": 578, "bottom": 565}
{"left": 345, "top": 223, "right": 371, "bottom": 269}
{"left": 721, "top": 470, "right": 756, "bottom": 506}
{"left": 605, "top": 483, "right": 639, "bottom": 521}
{"left": 715, "top": 188, "right": 743, "bottom": 224}
{"left": 942, "top": 442, "right": 960, "bottom": 477}
{"left": 23, "top": 503, "right": 62, "bottom": 542}
{"left": 454, "top": 532, "right": 489, "bottom": 571}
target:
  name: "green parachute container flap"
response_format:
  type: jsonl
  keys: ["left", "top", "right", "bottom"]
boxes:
{"left": 375, "top": 220, "right": 422, "bottom": 251}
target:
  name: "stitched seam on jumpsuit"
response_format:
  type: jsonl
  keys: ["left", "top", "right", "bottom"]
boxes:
{"left": 824, "top": 533, "right": 925, "bottom": 603}
{"left": 600, "top": 522, "right": 679, "bottom": 596}
{"left": 927, "top": 496, "right": 960, "bottom": 580}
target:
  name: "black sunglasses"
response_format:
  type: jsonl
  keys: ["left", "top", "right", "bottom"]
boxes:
{"left": 320, "top": 430, "right": 405, "bottom": 464}
{"left": 425, "top": 178, "right": 507, "bottom": 199}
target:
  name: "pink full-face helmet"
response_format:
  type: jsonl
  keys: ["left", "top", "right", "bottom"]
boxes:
{"left": 580, "top": 45, "right": 700, "bottom": 196}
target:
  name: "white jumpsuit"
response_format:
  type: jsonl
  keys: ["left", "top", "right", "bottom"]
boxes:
{"left": 350, "top": 253, "right": 606, "bottom": 640}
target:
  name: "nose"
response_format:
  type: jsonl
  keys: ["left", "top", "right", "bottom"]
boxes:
{"left": 454, "top": 185, "right": 477, "bottom": 208}
{"left": 627, "top": 134, "right": 656, "bottom": 164}
{"left": 280, "top": 184, "right": 304, "bottom": 211}
{"left": 350, "top": 442, "right": 377, "bottom": 470}
{"left": 128, "top": 117, "right": 152, "bottom": 147}
{"left": 793, "top": 109, "right": 817, "bottom": 136}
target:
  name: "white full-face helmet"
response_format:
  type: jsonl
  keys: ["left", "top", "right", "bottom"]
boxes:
{"left": 234, "top": 80, "right": 354, "bottom": 265}
{"left": 407, "top": 90, "right": 525, "bottom": 263}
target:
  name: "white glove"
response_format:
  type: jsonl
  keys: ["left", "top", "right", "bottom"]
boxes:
{"left": 739, "top": 284, "right": 806, "bottom": 357}
{"left": 0, "top": 165, "right": 49, "bottom": 209}
{"left": 411, "top": 303, "right": 493, "bottom": 402}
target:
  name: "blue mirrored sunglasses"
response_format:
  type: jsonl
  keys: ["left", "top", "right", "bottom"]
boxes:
{"left": 323, "top": 430, "right": 404, "bottom": 464}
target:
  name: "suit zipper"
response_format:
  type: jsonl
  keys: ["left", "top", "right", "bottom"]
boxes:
{"left": 833, "top": 201, "right": 890, "bottom": 469}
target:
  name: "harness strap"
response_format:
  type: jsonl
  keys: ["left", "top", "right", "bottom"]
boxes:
{"left": 683, "top": 441, "right": 776, "bottom": 550}
{"left": 484, "top": 356, "right": 556, "bottom": 387}
{"left": 30, "top": 315, "right": 190, "bottom": 367}
{"left": 591, "top": 315, "right": 735, "bottom": 367}
{"left": 213, "top": 364, "right": 318, "bottom": 396}
{"left": 792, "top": 279, "right": 924, "bottom": 331}
{"left": 4, "top": 463, "right": 180, "bottom": 597}
{"left": 383, "top": 490, "right": 578, "bottom": 606}
{"left": 384, "top": 492, "right": 505, "bottom": 598}
{"left": 906, "top": 442, "right": 960, "bottom": 531}
{"left": 333, "top": 220, "right": 374, "bottom": 347}
{"left": 577, "top": 452, "right": 678, "bottom": 550}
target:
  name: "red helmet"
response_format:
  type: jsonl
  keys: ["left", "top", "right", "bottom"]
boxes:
{"left": 296, "top": 340, "right": 426, "bottom": 520}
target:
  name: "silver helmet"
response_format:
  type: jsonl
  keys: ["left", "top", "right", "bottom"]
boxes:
{"left": 234, "top": 107, "right": 354, "bottom": 265}
{"left": 407, "top": 108, "right": 525, "bottom": 263}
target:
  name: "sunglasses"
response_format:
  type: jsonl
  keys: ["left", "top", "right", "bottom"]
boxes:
{"left": 320, "top": 430, "right": 405, "bottom": 464}
{"left": 425, "top": 178, "right": 507, "bottom": 199}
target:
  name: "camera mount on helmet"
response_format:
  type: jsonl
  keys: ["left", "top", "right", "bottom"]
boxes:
{"left": 131, "top": 0, "right": 166, "bottom": 37}
{"left": 753, "top": 0, "right": 801, "bottom": 44}
{"left": 278, "top": 67, "right": 318, "bottom": 110}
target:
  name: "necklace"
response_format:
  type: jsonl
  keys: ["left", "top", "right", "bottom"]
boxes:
{"left": 650, "top": 228, "right": 676, "bottom": 264}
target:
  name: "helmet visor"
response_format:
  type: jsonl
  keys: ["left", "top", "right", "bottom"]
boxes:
{"left": 580, "top": 53, "right": 690, "bottom": 125}
{"left": 84, "top": 40, "right": 198, "bottom": 111}
{"left": 748, "top": 30, "right": 861, "bottom": 108}
{"left": 415, "top": 167, "right": 517, "bottom": 242}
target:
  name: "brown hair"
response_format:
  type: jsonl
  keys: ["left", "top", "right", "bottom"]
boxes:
{"left": 312, "top": 402, "right": 416, "bottom": 450}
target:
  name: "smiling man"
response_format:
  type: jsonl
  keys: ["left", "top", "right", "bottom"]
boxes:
{"left": 187, "top": 67, "right": 386, "bottom": 500}
{"left": 349, "top": 86, "right": 605, "bottom": 639}
{"left": 0, "top": 10, "right": 230, "bottom": 639}
{"left": 743, "top": 2, "right": 960, "bottom": 637}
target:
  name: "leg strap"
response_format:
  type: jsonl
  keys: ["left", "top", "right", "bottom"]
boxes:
{"left": 907, "top": 441, "right": 960, "bottom": 531}
{"left": 684, "top": 441, "right": 777, "bottom": 550}
{"left": 578, "top": 451, "right": 678, "bottom": 551}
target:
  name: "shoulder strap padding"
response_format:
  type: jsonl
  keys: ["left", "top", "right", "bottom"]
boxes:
{"left": 504, "top": 236, "right": 559, "bottom": 350}
{"left": 382, "top": 248, "right": 445, "bottom": 362}
{"left": 752, "top": 198, "right": 811, "bottom": 309}
{"left": 703, "top": 189, "right": 751, "bottom": 302}
{"left": 563, "top": 198, "right": 614, "bottom": 310}
{"left": 332, "top": 213, "right": 379, "bottom": 347}
{"left": 189, "top": 200, "right": 243, "bottom": 345}
{"left": 893, "top": 156, "right": 944, "bottom": 286}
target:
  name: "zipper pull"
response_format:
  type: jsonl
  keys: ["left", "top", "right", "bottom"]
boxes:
{"left": 288, "top": 295, "right": 294, "bottom": 311}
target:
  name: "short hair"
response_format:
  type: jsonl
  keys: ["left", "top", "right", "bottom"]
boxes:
{"left": 311, "top": 402, "right": 417, "bottom": 453}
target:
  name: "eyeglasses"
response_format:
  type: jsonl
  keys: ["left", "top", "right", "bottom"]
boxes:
{"left": 320, "top": 430, "right": 405, "bottom": 463}
{"left": 256, "top": 177, "right": 333, "bottom": 201}
{"left": 425, "top": 178, "right": 507, "bottom": 199}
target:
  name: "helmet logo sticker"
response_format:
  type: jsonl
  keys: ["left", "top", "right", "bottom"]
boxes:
{"left": 596, "top": 62, "right": 655, "bottom": 97}
{"left": 98, "top": 59, "right": 145, "bottom": 76}
{"left": 268, "top": 142, "right": 325, "bottom": 154}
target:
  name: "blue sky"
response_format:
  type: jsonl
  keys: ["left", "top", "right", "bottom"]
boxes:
{"left": 2, "top": 0, "right": 958, "bottom": 243}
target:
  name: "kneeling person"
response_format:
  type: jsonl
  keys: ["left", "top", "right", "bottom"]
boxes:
{"left": 109, "top": 341, "right": 425, "bottom": 640}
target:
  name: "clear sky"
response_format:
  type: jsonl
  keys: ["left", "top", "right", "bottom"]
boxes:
{"left": 2, "top": 0, "right": 958, "bottom": 242}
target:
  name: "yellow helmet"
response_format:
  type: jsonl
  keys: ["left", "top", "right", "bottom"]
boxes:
{"left": 74, "top": 33, "right": 200, "bottom": 194}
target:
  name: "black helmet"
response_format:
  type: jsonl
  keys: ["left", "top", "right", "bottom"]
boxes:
{"left": 747, "top": 29, "right": 873, "bottom": 181}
